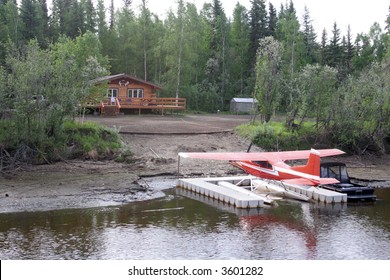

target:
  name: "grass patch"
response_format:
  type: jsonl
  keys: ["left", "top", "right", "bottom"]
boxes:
{"left": 0, "top": 119, "right": 124, "bottom": 168}
{"left": 64, "top": 121, "right": 122, "bottom": 160}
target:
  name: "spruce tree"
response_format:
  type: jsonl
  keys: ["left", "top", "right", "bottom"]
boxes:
{"left": 67, "top": 0, "right": 84, "bottom": 38}
{"left": 329, "top": 22, "right": 342, "bottom": 68}
{"left": 96, "top": 0, "right": 107, "bottom": 37}
{"left": 111, "top": 5, "right": 136, "bottom": 75}
{"left": 109, "top": 0, "right": 115, "bottom": 30}
{"left": 140, "top": 0, "right": 152, "bottom": 81}
{"left": 49, "top": 0, "right": 60, "bottom": 39}
{"left": 19, "top": 0, "right": 38, "bottom": 42}
{"left": 320, "top": 28, "right": 329, "bottom": 65}
{"left": 231, "top": 3, "right": 250, "bottom": 96}
{"left": 277, "top": 1, "right": 304, "bottom": 75}
{"left": 205, "top": 0, "right": 229, "bottom": 109}
{"left": 385, "top": 6, "right": 390, "bottom": 58}
{"left": 83, "top": 0, "right": 96, "bottom": 33}
{"left": 123, "top": 0, "right": 132, "bottom": 9}
{"left": 267, "top": 2, "right": 277, "bottom": 37}
{"left": 209, "top": 0, "right": 226, "bottom": 54}
{"left": 35, "top": 0, "right": 50, "bottom": 47}
{"left": 386, "top": 5, "right": 390, "bottom": 33}
{"left": 343, "top": 25, "right": 355, "bottom": 75}
{"left": 51, "top": 0, "right": 83, "bottom": 38}
{"left": 249, "top": 0, "right": 267, "bottom": 69}
{"left": 0, "top": 1, "right": 9, "bottom": 63}
{"left": 302, "top": 6, "right": 318, "bottom": 64}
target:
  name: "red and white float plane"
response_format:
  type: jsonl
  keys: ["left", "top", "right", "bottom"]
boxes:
{"left": 178, "top": 148, "right": 345, "bottom": 186}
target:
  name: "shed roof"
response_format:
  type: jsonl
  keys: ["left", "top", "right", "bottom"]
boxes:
{"left": 231, "top": 98, "right": 258, "bottom": 103}
{"left": 92, "top": 73, "right": 162, "bottom": 90}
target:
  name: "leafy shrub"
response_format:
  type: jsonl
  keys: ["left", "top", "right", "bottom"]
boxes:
{"left": 63, "top": 121, "right": 122, "bottom": 159}
{"left": 1, "top": 118, "right": 124, "bottom": 168}
{"left": 235, "top": 121, "right": 317, "bottom": 151}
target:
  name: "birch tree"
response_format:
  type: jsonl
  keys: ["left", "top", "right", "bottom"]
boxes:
{"left": 255, "top": 36, "right": 282, "bottom": 122}
{"left": 333, "top": 61, "right": 390, "bottom": 154}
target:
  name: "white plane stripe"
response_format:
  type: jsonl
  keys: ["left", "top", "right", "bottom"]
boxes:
{"left": 273, "top": 166, "right": 320, "bottom": 181}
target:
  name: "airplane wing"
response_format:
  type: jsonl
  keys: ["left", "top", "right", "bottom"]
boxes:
{"left": 266, "top": 149, "right": 345, "bottom": 161}
{"left": 178, "top": 149, "right": 345, "bottom": 163}
{"left": 178, "top": 152, "right": 270, "bottom": 161}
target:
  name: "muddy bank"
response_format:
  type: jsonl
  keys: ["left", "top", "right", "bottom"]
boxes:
{"left": 0, "top": 161, "right": 164, "bottom": 213}
{"left": 1, "top": 115, "right": 389, "bottom": 213}
{"left": 0, "top": 131, "right": 254, "bottom": 213}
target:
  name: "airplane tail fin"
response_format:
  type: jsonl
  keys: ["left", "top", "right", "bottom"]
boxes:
{"left": 292, "top": 148, "right": 321, "bottom": 177}
{"left": 288, "top": 149, "right": 341, "bottom": 186}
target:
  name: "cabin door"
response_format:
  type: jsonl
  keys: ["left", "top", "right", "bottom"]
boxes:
{"left": 119, "top": 87, "right": 127, "bottom": 104}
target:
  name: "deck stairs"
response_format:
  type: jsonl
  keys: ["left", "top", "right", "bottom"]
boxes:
{"left": 101, "top": 105, "right": 119, "bottom": 116}
{"left": 100, "top": 100, "right": 121, "bottom": 116}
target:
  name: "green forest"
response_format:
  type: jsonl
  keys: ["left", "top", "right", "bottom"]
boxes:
{"left": 0, "top": 0, "right": 390, "bottom": 166}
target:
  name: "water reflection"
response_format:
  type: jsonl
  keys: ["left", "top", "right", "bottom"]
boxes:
{"left": 0, "top": 187, "right": 389, "bottom": 260}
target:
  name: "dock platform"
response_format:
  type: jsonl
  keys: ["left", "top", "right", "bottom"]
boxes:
{"left": 177, "top": 176, "right": 272, "bottom": 208}
{"left": 177, "top": 176, "right": 348, "bottom": 208}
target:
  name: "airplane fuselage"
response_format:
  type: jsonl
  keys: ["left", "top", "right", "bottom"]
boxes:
{"left": 230, "top": 160, "right": 304, "bottom": 181}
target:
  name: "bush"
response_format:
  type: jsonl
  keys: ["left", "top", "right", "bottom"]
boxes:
{"left": 0, "top": 120, "right": 17, "bottom": 149}
{"left": 0, "top": 119, "right": 123, "bottom": 169}
{"left": 63, "top": 121, "right": 122, "bottom": 160}
{"left": 235, "top": 121, "right": 317, "bottom": 151}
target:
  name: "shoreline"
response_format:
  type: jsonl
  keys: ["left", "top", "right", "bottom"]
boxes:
{"left": 1, "top": 114, "right": 389, "bottom": 214}
{"left": 1, "top": 154, "right": 388, "bottom": 214}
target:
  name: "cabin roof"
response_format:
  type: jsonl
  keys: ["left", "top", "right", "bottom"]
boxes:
{"left": 92, "top": 73, "right": 162, "bottom": 90}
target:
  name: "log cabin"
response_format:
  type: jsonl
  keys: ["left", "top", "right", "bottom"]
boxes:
{"left": 89, "top": 73, "right": 186, "bottom": 115}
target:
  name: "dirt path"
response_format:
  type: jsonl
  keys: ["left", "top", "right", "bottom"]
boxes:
{"left": 0, "top": 114, "right": 389, "bottom": 213}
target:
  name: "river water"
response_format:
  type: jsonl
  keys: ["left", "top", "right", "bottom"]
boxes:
{"left": 0, "top": 179, "right": 389, "bottom": 260}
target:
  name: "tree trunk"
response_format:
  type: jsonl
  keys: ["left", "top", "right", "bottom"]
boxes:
{"left": 175, "top": 18, "right": 185, "bottom": 99}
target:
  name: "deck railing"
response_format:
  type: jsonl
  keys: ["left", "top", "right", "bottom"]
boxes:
{"left": 118, "top": 97, "right": 186, "bottom": 109}
{"left": 89, "top": 97, "right": 186, "bottom": 115}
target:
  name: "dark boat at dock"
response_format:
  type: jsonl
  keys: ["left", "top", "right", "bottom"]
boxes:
{"left": 320, "top": 162, "right": 377, "bottom": 202}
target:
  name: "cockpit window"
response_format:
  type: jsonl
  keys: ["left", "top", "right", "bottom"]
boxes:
{"left": 253, "top": 161, "right": 273, "bottom": 169}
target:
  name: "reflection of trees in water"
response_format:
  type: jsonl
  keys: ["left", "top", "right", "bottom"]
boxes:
{"left": 0, "top": 209, "right": 120, "bottom": 259}
{"left": 0, "top": 189, "right": 389, "bottom": 259}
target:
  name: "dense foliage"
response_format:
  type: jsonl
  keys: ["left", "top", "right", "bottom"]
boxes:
{"left": 236, "top": 121, "right": 318, "bottom": 151}
{"left": 0, "top": 117, "right": 123, "bottom": 169}
{"left": 0, "top": 0, "right": 389, "bottom": 160}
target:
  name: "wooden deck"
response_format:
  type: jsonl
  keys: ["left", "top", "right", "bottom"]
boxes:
{"left": 87, "top": 97, "right": 186, "bottom": 116}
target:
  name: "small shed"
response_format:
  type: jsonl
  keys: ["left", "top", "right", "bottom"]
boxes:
{"left": 230, "top": 98, "right": 258, "bottom": 114}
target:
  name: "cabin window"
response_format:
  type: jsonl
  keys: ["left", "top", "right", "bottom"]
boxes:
{"left": 128, "top": 89, "right": 144, "bottom": 98}
{"left": 107, "top": 88, "right": 118, "bottom": 98}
